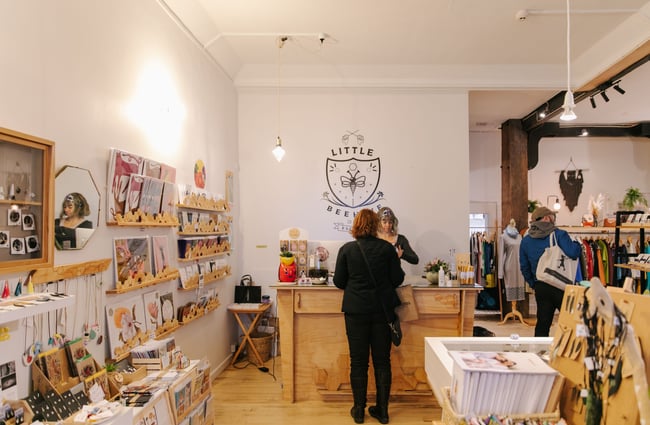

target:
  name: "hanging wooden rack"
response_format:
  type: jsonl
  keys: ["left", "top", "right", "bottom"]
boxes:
{"left": 30, "top": 258, "right": 112, "bottom": 285}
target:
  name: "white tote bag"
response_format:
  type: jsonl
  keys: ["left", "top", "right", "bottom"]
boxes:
{"left": 535, "top": 232, "right": 578, "bottom": 290}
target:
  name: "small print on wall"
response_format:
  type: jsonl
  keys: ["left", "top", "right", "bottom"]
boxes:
{"left": 194, "top": 160, "right": 206, "bottom": 189}
{"left": 113, "top": 236, "right": 151, "bottom": 283}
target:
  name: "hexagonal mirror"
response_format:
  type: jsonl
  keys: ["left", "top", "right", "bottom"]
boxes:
{"left": 54, "top": 166, "right": 100, "bottom": 250}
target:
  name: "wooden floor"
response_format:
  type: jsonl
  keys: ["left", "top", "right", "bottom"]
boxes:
{"left": 210, "top": 313, "right": 541, "bottom": 425}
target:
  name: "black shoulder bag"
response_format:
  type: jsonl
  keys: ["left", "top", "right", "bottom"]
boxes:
{"left": 356, "top": 241, "right": 402, "bottom": 346}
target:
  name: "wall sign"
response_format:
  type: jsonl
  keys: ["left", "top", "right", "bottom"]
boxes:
{"left": 322, "top": 131, "right": 385, "bottom": 231}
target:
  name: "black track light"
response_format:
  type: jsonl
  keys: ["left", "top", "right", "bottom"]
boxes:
{"left": 600, "top": 91, "right": 610, "bottom": 102}
{"left": 590, "top": 97, "right": 596, "bottom": 109}
{"left": 613, "top": 84, "right": 625, "bottom": 95}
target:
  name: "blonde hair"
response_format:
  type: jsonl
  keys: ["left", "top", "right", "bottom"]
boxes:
{"left": 377, "top": 206, "right": 399, "bottom": 233}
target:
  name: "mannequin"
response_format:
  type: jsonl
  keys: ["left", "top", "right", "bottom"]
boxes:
{"left": 497, "top": 219, "right": 530, "bottom": 326}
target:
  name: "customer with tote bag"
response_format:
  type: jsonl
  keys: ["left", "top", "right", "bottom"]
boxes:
{"left": 334, "top": 209, "right": 405, "bottom": 424}
{"left": 519, "top": 207, "right": 582, "bottom": 337}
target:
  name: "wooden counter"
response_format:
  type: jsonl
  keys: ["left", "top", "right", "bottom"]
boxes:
{"left": 274, "top": 283, "right": 481, "bottom": 402}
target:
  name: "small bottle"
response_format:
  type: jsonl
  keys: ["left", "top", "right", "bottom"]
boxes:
{"left": 438, "top": 270, "right": 446, "bottom": 287}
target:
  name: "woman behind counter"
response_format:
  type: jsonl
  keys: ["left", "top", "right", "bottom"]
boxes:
{"left": 377, "top": 207, "right": 419, "bottom": 265}
{"left": 334, "top": 209, "right": 405, "bottom": 424}
{"left": 54, "top": 192, "right": 93, "bottom": 249}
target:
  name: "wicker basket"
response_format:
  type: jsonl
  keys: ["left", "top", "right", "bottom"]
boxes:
{"left": 247, "top": 331, "right": 273, "bottom": 365}
{"left": 440, "top": 387, "right": 560, "bottom": 425}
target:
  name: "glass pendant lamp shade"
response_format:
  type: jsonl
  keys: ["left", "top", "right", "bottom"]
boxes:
{"left": 272, "top": 136, "right": 285, "bottom": 161}
{"left": 560, "top": 90, "right": 577, "bottom": 121}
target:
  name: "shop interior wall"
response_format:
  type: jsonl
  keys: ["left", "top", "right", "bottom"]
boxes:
{"left": 237, "top": 88, "right": 470, "bottom": 293}
{"left": 469, "top": 130, "right": 650, "bottom": 233}
{"left": 0, "top": 0, "right": 240, "bottom": 398}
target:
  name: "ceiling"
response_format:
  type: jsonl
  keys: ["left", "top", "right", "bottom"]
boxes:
{"left": 160, "top": 0, "right": 650, "bottom": 132}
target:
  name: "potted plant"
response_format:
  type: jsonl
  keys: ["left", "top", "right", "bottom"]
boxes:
{"left": 278, "top": 251, "right": 297, "bottom": 282}
{"left": 622, "top": 187, "right": 648, "bottom": 211}
{"left": 527, "top": 199, "right": 540, "bottom": 213}
{"left": 423, "top": 258, "right": 449, "bottom": 284}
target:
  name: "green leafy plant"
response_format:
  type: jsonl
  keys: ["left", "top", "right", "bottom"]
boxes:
{"left": 622, "top": 187, "right": 648, "bottom": 210}
{"left": 528, "top": 199, "right": 540, "bottom": 213}
{"left": 424, "top": 258, "right": 449, "bottom": 273}
{"left": 280, "top": 250, "right": 294, "bottom": 257}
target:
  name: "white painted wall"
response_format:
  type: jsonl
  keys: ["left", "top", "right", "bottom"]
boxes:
{"left": 0, "top": 0, "right": 239, "bottom": 398}
{"left": 238, "top": 88, "right": 470, "bottom": 292}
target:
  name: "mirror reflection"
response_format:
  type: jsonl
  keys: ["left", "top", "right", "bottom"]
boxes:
{"left": 55, "top": 166, "right": 100, "bottom": 250}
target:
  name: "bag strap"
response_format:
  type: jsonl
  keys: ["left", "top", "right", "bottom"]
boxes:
{"left": 356, "top": 241, "right": 393, "bottom": 322}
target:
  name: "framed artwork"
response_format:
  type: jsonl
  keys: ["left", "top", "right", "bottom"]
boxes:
{"left": 159, "top": 163, "right": 176, "bottom": 184}
{"left": 113, "top": 236, "right": 151, "bottom": 283}
{"left": 143, "top": 159, "right": 161, "bottom": 179}
{"left": 151, "top": 235, "right": 170, "bottom": 276}
{"left": 106, "top": 148, "right": 144, "bottom": 222}
{"left": 105, "top": 294, "right": 147, "bottom": 359}
{"left": 143, "top": 291, "right": 162, "bottom": 333}
{"left": 124, "top": 174, "right": 145, "bottom": 213}
{"left": 160, "top": 181, "right": 176, "bottom": 215}
{"left": 0, "top": 129, "right": 54, "bottom": 273}
{"left": 159, "top": 291, "right": 175, "bottom": 324}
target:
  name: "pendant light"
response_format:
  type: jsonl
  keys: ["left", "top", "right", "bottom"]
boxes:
{"left": 560, "top": 0, "right": 577, "bottom": 121}
{"left": 272, "top": 36, "right": 287, "bottom": 162}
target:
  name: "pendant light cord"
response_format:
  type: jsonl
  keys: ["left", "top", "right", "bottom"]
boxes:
{"left": 565, "top": 0, "right": 571, "bottom": 93}
{"left": 277, "top": 37, "right": 283, "bottom": 139}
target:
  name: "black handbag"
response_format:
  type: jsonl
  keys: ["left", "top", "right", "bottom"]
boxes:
{"left": 356, "top": 241, "right": 402, "bottom": 346}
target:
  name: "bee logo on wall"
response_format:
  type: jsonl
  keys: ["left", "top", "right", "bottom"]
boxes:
{"left": 323, "top": 131, "right": 384, "bottom": 214}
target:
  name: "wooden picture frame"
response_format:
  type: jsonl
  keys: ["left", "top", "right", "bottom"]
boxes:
{"left": 0, "top": 128, "right": 54, "bottom": 272}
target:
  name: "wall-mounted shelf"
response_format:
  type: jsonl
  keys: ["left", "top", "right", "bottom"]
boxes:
{"left": 0, "top": 293, "right": 74, "bottom": 325}
{"left": 31, "top": 258, "right": 112, "bottom": 284}
{"left": 177, "top": 251, "right": 230, "bottom": 263}
{"left": 106, "top": 272, "right": 180, "bottom": 295}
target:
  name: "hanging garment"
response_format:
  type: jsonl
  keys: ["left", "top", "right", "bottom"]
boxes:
{"left": 559, "top": 169, "right": 584, "bottom": 212}
{"left": 497, "top": 229, "right": 525, "bottom": 301}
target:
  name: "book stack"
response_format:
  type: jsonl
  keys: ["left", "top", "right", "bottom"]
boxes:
{"left": 449, "top": 351, "right": 559, "bottom": 416}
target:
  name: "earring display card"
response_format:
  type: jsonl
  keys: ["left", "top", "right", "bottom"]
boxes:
{"left": 10, "top": 237, "right": 25, "bottom": 255}
{"left": 25, "top": 235, "right": 40, "bottom": 253}
{"left": 22, "top": 213, "right": 35, "bottom": 230}
{"left": 0, "top": 231, "right": 8, "bottom": 248}
{"left": 7, "top": 209, "right": 21, "bottom": 226}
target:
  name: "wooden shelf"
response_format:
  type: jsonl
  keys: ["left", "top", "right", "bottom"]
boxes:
{"left": 31, "top": 258, "right": 112, "bottom": 284}
{"left": 178, "top": 231, "right": 228, "bottom": 237}
{"left": 106, "top": 272, "right": 180, "bottom": 295}
{"left": 0, "top": 293, "right": 74, "bottom": 325}
{"left": 176, "top": 203, "right": 229, "bottom": 213}
{"left": 177, "top": 251, "right": 230, "bottom": 262}
{"left": 0, "top": 199, "right": 42, "bottom": 206}
{"left": 178, "top": 272, "right": 231, "bottom": 291}
{"left": 614, "top": 263, "right": 650, "bottom": 272}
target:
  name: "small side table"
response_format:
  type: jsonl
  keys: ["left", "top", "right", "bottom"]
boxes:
{"left": 227, "top": 302, "right": 272, "bottom": 366}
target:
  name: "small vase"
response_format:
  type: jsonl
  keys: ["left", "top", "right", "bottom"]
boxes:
{"left": 425, "top": 271, "right": 439, "bottom": 285}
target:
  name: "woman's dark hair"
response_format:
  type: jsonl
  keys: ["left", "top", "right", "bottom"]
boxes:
{"left": 60, "top": 192, "right": 90, "bottom": 218}
{"left": 351, "top": 209, "right": 379, "bottom": 239}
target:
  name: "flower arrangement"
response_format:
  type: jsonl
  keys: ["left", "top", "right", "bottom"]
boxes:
{"left": 424, "top": 258, "right": 449, "bottom": 273}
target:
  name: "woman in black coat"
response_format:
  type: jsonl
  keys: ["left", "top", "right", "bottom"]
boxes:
{"left": 334, "top": 208, "right": 405, "bottom": 424}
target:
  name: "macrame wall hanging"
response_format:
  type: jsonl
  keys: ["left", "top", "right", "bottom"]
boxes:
{"left": 558, "top": 157, "right": 586, "bottom": 212}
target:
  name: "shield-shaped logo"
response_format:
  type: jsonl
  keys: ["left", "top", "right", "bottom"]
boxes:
{"left": 326, "top": 157, "right": 381, "bottom": 208}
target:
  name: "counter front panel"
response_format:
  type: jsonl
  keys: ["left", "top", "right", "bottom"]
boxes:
{"left": 275, "top": 284, "right": 480, "bottom": 402}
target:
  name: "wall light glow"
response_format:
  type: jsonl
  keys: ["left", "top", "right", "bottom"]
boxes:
{"left": 125, "top": 62, "right": 186, "bottom": 154}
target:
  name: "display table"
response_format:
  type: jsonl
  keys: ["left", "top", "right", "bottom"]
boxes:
{"left": 227, "top": 302, "right": 272, "bottom": 366}
{"left": 273, "top": 282, "right": 482, "bottom": 402}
